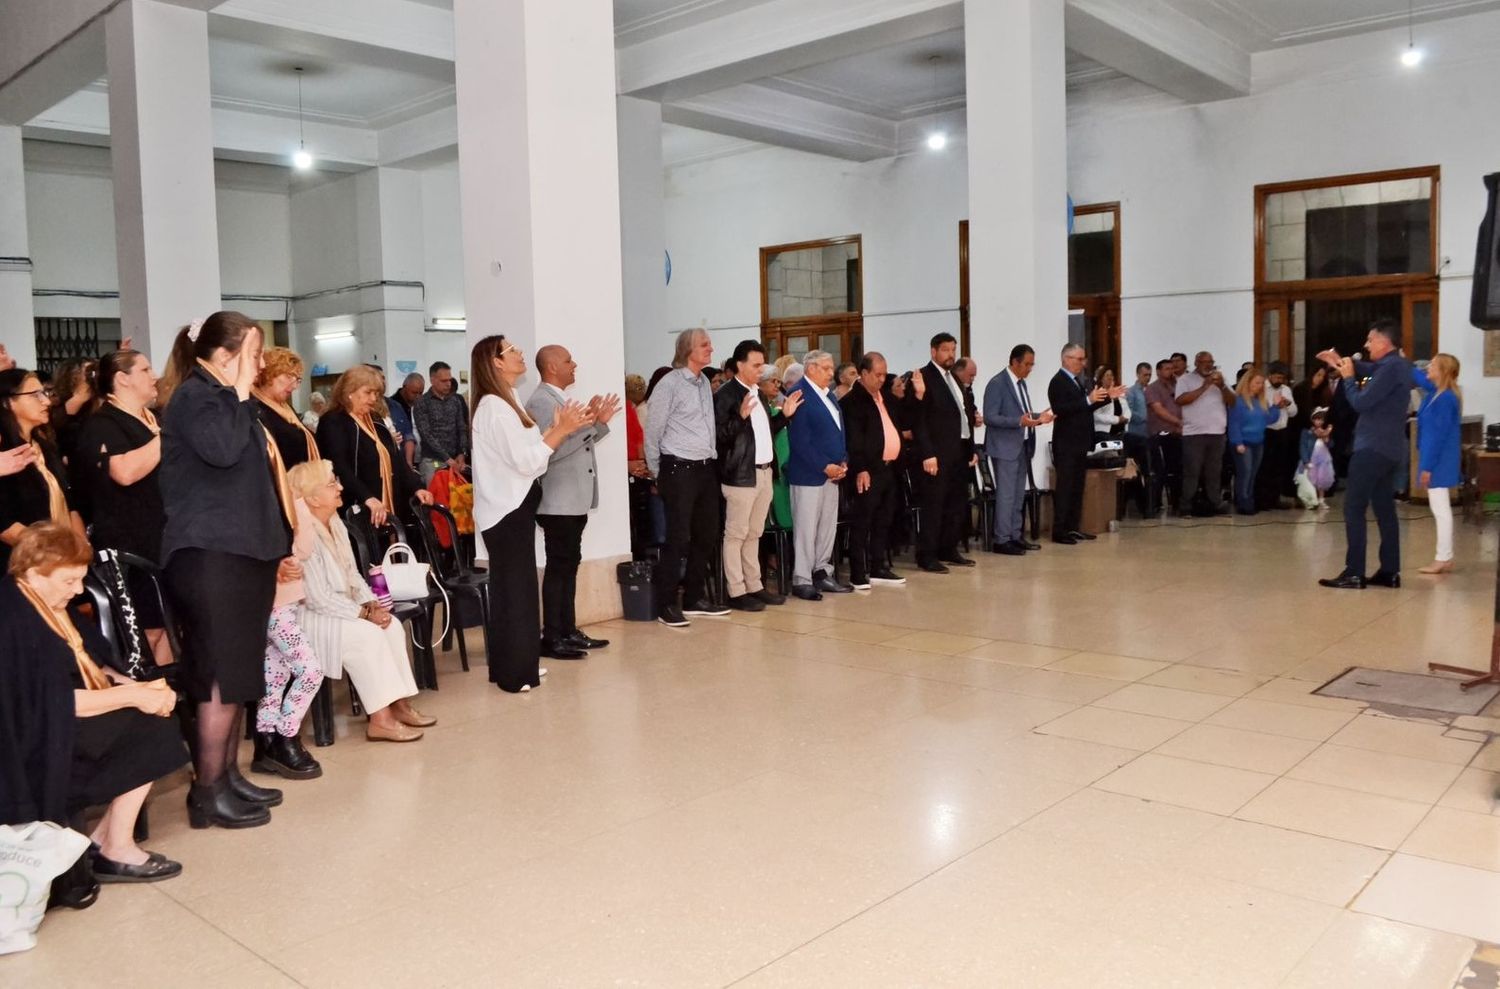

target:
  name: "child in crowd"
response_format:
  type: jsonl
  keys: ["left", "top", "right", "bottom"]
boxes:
{"left": 1297, "top": 408, "right": 1335, "bottom": 510}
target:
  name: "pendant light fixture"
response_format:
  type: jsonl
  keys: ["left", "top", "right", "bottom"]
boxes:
{"left": 1401, "top": 0, "right": 1423, "bottom": 66}
{"left": 292, "top": 66, "right": 314, "bottom": 169}
{"left": 925, "top": 54, "right": 948, "bottom": 152}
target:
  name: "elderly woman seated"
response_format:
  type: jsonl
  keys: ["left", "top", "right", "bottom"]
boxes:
{"left": 0, "top": 522, "right": 188, "bottom": 895}
{"left": 286, "top": 459, "right": 434, "bottom": 743}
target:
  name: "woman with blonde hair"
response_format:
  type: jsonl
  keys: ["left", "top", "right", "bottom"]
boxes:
{"left": 1228, "top": 365, "right": 1279, "bottom": 515}
{"left": 287, "top": 459, "right": 431, "bottom": 741}
{"left": 252, "top": 347, "right": 320, "bottom": 468}
{"left": 1413, "top": 354, "right": 1462, "bottom": 573}
{"left": 470, "top": 335, "right": 593, "bottom": 693}
{"left": 315, "top": 364, "right": 431, "bottom": 527}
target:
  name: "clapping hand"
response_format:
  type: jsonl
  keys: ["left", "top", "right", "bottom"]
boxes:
{"left": 1315, "top": 348, "right": 1342, "bottom": 369}
{"left": 910, "top": 370, "right": 927, "bottom": 399}
{"left": 1107, "top": 385, "right": 1128, "bottom": 400}
{"left": 557, "top": 399, "right": 595, "bottom": 435}
{"left": 1089, "top": 386, "right": 1109, "bottom": 402}
{"left": 781, "top": 389, "right": 804, "bottom": 416}
{"left": 589, "top": 393, "right": 622, "bottom": 425}
{"left": 0, "top": 344, "right": 14, "bottom": 372}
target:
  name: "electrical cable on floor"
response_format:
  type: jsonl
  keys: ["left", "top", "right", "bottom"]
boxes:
{"left": 1119, "top": 505, "right": 1453, "bottom": 529}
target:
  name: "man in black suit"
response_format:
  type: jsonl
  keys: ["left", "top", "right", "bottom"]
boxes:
{"left": 907, "top": 333, "right": 974, "bottom": 573}
{"left": 1047, "top": 343, "right": 1121, "bottom": 544}
{"left": 841, "top": 351, "right": 907, "bottom": 590}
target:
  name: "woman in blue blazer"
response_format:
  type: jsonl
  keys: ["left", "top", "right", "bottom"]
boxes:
{"left": 1413, "top": 354, "right": 1462, "bottom": 574}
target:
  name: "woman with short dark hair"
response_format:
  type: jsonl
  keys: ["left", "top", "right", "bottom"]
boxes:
{"left": 0, "top": 368, "right": 86, "bottom": 573}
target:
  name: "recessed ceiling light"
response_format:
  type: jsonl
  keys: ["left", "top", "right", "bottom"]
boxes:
{"left": 927, "top": 132, "right": 948, "bottom": 151}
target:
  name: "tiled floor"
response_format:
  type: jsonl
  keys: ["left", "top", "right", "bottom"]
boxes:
{"left": 7, "top": 508, "right": 1499, "bottom": 987}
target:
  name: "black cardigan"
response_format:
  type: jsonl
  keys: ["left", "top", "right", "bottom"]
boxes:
{"left": 315, "top": 409, "right": 423, "bottom": 516}
{"left": 252, "top": 397, "right": 319, "bottom": 469}
{"left": 0, "top": 436, "right": 73, "bottom": 573}
{"left": 159, "top": 367, "right": 290, "bottom": 565}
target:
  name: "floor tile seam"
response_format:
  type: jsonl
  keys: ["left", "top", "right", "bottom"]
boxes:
{"left": 162, "top": 890, "right": 312, "bottom": 986}
{"left": 1265, "top": 771, "right": 1444, "bottom": 812}
{"left": 716, "top": 778, "right": 1083, "bottom": 988}
{"left": 1285, "top": 740, "right": 1475, "bottom": 781}
{"left": 785, "top": 648, "right": 1093, "bottom": 699}
{"left": 1085, "top": 762, "right": 1278, "bottom": 819}
{"left": 1232, "top": 791, "right": 1429, "bottom": 852}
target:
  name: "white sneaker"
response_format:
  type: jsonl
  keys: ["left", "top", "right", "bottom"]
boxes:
{"left": 869, "top": 573, "right": 907, "bottom": 587}
{"left": 539, "top": 667, "right": 548, "bottom": 677}
{"left": 851, "top": 579, "right": 872, "bottom": 591}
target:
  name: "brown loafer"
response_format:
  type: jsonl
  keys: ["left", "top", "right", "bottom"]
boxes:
{"left": 366, "top": 722, "right": 423, "bottom": 743}
{"left": 394, "top": 706, "right": 437, "bottom": 728}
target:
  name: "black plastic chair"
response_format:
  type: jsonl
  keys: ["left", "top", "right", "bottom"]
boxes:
{"left": 760, "top": 522, "right": 792, "bottom": 596}
{"left": 342, "top": 505, "right": 440, "bottom": 691}
{"left": 968, "top": 458, "right": 996, "bottom": 550}
{"left": 410, "top": 497, "right": 490, "bottom": 670}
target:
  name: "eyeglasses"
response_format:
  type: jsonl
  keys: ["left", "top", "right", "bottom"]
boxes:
{"left": 14, "top": 387, "right": 54, "bottom": 400}
{"left": 499, "top": 344, "right": 520, "bottom": 358}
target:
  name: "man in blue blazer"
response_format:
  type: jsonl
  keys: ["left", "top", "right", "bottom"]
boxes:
{"left": 982, "top": 344, "right": 1055, "bottom": 555}
{"left": 786, "top": 350, "right": 851, "bottom": 600}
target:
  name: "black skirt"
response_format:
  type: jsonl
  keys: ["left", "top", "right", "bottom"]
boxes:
{"left": 69, "top": 708, "right": 188, "bottom": 811}
{"left": 166, "top": 549, "right": 277, "bottom": 704}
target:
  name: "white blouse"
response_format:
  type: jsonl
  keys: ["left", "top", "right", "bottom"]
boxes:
{"left": 472, "top": 393, "right": 553, "bottom": 530}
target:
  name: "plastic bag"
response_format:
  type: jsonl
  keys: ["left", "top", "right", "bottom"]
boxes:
{"left": 0, "top": 822, "right": 90, "bottom": 955}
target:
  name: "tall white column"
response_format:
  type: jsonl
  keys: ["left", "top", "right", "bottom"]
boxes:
{"left": 964, "top": 0, "right": 1069, "bottom": 484}
{"left": 454, "top": 0, "right": 631, "bottom": 619}
{"left": 105, "top": 0, "right": 221, "bottom": 362}
{"left": 0, "top": 126, "right": 36, "bottom": 369}
{"left": 617, "top": 96, "right": 668, "bottom": 379}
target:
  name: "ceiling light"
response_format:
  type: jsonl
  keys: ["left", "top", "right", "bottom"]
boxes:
{"left": 1401, "top": 45, "right": 1423, "bottom": 67}
{"left": 927, "top": 132, "right": 948, "bottom": 151}
{"left": 430, "top": 317, "right": 467, "bottom": 331}
{"left": 1400, "top": 1, "right": 1422, "bottom": 67}
{"left": 314, "top": 329, "right": 353, "bottom": 341}
{"left": 292, "top": 66, "right": 315, "bottom": 170}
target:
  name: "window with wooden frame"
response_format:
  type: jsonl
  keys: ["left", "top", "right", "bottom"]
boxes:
{"left": 759, "top": 235, "right": 863, "bottom": 365}
{"left": 1068, "top": 202, "right": 1122, "bottom": 376}
{"left": 1254, "top": 166, "right": 1439, "bottom": 380}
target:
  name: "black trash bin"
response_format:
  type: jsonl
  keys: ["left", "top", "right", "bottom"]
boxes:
{"left": 616, "top": 560, "right": 656, "bottom": 621}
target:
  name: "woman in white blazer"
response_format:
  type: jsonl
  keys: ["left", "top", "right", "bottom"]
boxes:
{"left": 469, "top": 335, "right": 592, "bottom": 693}
{"left": 286, "top": 459, "right": 434, "bottom": 742}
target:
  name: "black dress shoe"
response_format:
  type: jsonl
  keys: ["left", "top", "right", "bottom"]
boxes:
{"left": 753, "top": 588, "right": 787, "bottom": 605}
{"left": 227, "top": 767, "right": 282, "bottom": 806}
{"left": 186, "top": 781, "right": 271, "bottom": 830}
{"left": 566, "top": 630, "right": 610, "bottom": 649}
{"left": 658, "top": 605, "right": 690, "bottom": 628}
{"left": 1067, "top": 530, "right": 1097, "bottom": 541}
{"left": 939, "top": 554, "right": 977, "bottom": 567}
{"left": 1052, "top": 534, "right": 1078, "bottom": 545}
{"left": 918, "top": 561, "right": 950, "bottom": 574}
{"left": 541, "top": 637, "right": 588, "bottom": 659}
{"left": 1021, "top": 541, "right": 1041, "bottom": 551}
{"left": 1368, "top": 571, "right": 1401, "bottom": 588}
{"left": 791, "top": 585, "right": 823, "bottom": 601}
{"left": 816, "top": 576, "right": 854, "bottom": 594}
{"left": 93, "top": 853, "right": 183, "bottom": 884}
{"left": 1318, "top": 574, "right": 1367, "bottom": 590}
{"left": 993, "top": 542, "right": 1025, "bottom": 556}
{"left": 728, "top": 593, "right": 766, "bottom": 612}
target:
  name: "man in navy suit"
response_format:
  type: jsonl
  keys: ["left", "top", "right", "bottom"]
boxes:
{"left": 786, "top": 350, "right": 851, "bottom": 600}
{"left": 983, "top": 344, "right": 1055, "bottom": 555}
{"left": 1047, "top": 343, "right": 1121, "bottom": 544}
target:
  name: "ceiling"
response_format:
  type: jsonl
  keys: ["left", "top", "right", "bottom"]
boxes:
{"left": 1164, "top": 0, "right": 1500, "bottom": 48}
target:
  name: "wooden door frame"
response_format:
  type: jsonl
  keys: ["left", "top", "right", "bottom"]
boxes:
{"left": 1254, "top": 285, "right": 1440, "bottom": 370}
{"left": 760, "top": 234, "right": 863, "bottom": 361}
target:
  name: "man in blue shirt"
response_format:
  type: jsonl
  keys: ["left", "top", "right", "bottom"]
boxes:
{"left": 1317, "top": 319, "right": 1413, "bottom": 590}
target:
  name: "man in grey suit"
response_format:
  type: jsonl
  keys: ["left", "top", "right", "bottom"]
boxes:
{"left": 525, "top": 345, "right": 622, "bottom": 659}
{"left": 982, "top": 344, "right": 1055, "bottom": 555}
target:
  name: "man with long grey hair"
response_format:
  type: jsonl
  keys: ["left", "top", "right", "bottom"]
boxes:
{"left": 645, "top": 328, "right": 729, "bottom": 626}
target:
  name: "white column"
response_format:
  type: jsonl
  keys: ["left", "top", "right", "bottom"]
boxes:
{"left": 617, "top": 96, "right": 668, "bottom": 379}
{"left": 0, "top": 126, "right": 36, "bottom": 369}
{"left": 964, "top": 0, "right": 1069, "bottom": 484}
{"left": 105, "top": 0, "right": 221, "bottom": 363}
{"left": 454, "top": 0, "right": 631, "bottom": 619}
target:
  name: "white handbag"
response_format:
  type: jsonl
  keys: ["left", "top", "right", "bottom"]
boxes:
{"left": 0, "top": 822, "right": 91, "bottom": 955}
{"left": 379, "top": 542, "right": 430, "bottom": 601}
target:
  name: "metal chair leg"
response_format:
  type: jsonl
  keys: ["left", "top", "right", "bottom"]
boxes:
{"left": 311, "top": 680, "right": 335, "bottom": 747}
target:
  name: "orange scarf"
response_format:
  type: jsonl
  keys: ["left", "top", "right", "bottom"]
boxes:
{"left": 30, "top": 441, "right": 68, "bottom": 525}
{"left": 17, "top": 578, "right": 112, "bottom": 690}
{"left": 258, "top": 393, "right": 319, "bottom": 462}
{"left": 353, "top": 413, "right": 395, "bottom": 514}
{"left": 106, "top": 396, "right": 160, "bottom": 435}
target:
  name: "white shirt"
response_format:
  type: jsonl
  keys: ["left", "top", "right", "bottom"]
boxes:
{"left": 472, "top": 393, "right": 554, "bottom": 530}
{"left": 814, "top": 382, "right": 844, "bottom": 430}
{"left": 943, "top": 369, "right": 971, "bottom": 440}
{"left": 1175, "top": 371, "right": 1228, "bottom": 437}
{"left": 737, "top": 377, "right": 774, "bottom": 462}
{"left": 1265, "top": 382, "right": 1297, "bottom": 430}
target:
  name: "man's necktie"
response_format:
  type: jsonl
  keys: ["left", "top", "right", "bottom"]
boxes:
{"left": 1018, "top": 378, "right": 1036, "bottom": 454}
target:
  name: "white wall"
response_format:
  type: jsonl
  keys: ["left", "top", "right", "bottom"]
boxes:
{"left": 661, "top": 144, "right": 967, "bottom": 377}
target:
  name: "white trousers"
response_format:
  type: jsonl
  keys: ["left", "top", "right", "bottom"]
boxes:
{"left": 1428, "top": 486, "right": 1454, "bottom": 562}
{"left": 339, "top": 618, "right": 419, "bottom": 713}
{"left": 791, "top": 481, "right": 840, "bottom": 587}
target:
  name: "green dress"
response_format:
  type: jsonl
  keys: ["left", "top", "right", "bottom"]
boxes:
{"left": 769, "top": 405, "right": 792, "bottom": 529}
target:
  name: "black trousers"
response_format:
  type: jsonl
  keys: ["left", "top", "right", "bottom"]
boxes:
{"left": 1149, "top": 433, "right": 1182, "bottom": 514}
{"left": 1256, "top": 428, "right": 1294, "bottom": 509}
{"left": 916, "top": 455, "right": 967, "bottom": 564}
{"left": 847, "top": 464, "right": 897, "bottom": 581}
{"left": 655, "top": 456, "right": 719, "bottom": 609}
{"left": 537, "top": 513, "right": 588, "bottom": 640}
{"left": 1343, "top": 450, "right": 1402, "bottom": 578}
{"left": 1051, "top": 446, "right": 1087, "bottom": 538}
{"left": 482, "top": 483, "right": 542, "bottom": 692}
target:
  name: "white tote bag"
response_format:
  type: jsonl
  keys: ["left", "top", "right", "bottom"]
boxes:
{"left": 0, "top": 821, "right": 91, "bottom": 955}
{"left": 379, "top": 542, "right": 430, "bottom": 601}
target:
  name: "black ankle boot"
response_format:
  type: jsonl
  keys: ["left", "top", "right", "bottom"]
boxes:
{"left": 249, "top": 731, "right": 280, "bottom": 775}
{"left": 186, "top": 780, "right": 271, "bottom": 830}
{"left": 270, "top": 733, "right": 323, "bottom": 780}
{"left": 226, "top": 766, "right": 283, "bottom": 807}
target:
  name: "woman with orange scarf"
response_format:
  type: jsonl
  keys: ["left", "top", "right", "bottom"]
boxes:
{"left": 0, "top": 368, "right": 86, "bottom": 573}
{"left": 0, "top": 523, "right": 188, "bottom": 898}
{"left": 315, "top": 365, "right": 433, "bottom": 527}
